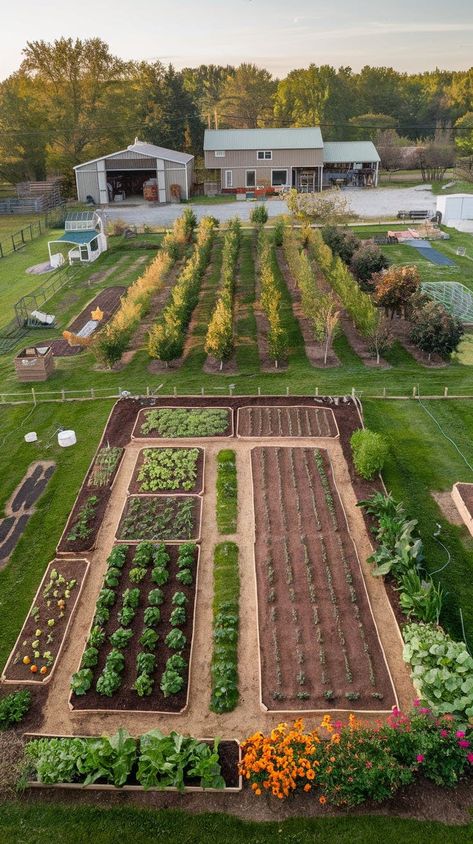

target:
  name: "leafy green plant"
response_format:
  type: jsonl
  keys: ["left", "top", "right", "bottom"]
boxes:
{"left": 119, "top": 496, "right": 198, "bottom": 541}
{"left": 160, "top": 668, "right": 185, "bottom": 697}
{"left": 71, "top": 669, "right": 93, "bottom": 696}
{"left": 96, "top": 588, "right": 116, "bottom": 609}
{"left": 66, "top": 496, "right": 98, "bottom": 543}
{"left": 169, "top": 606, "right": 186, "bottom": 627}
{"left": 0, "top": 690, "right": 31, "bottom": 729}
{"left": 109, "top": 627, "right": 133, "bottom": 649}
{"left": 134, "top": 673, "right": 154, "bottom": 697}
{"left": 216, "top": 449, "right": 237, "bottom": 534}
{"left": 143, "top": 606, "right": 161, "bottom": 627}
{"left": 165, "top": 629, "right": 186, "bottom": 650}
{"left": 151, "top": 566, "right": 169, "bottom": 586}
{"left": 105, "top": 649, "right": 125, "bottom": 674}
{"left": 398, "top": 570, "right": 443, "bottom": 623}
{"left": 350, "top": 428, "right": 389, "bottom": 480}
{"left": 136, "top": 731, "right": 224, "bottom": 790}
{"left": 118, "top": 605, "right": 136, "bottom": 626}
{"left": 210, "top": 542, "right": 239, "bottom": 713}
{"left": 172, "top": 591, "right": 187, "bottom": 607}
{"left": 81, "top": 647, "right": 99, "bottom": 669}
{"left": 140, "top": 628, "right": 159, "bottom": 650}
{"left": 137, "top": 448, "right": 200, "bottom": 492}
{"left": 94, "top": 606, "right": 110, "bottom": 627}
{"left": 176, "top": 569, "right": 193, "bottom": 586}
{"left": 25, "top": 737, "right": 87, "bottom": 784}
{"left": 140, "top": 408, "right": 229, "bottom": 438}
{"left": 166, "top": 652, "right": 187, "bottom": 672}
{"left": 129, "top": 566, "right": 147, "bottom": 584}
{"left": 122, "top": 588, "right": 140, "bottom": 609}
{"left": 250, "top": 204, "right": 268, "bottom": 224}
{"left": 104, "top": 568, "right": 121, "bottom": 588}
{"left": 136, "top": 652, "right": 156, "bottom": 675}
{"left": 96, "top": 669, "right": 122, "bottom": 697}
{"left": 107, "top": 546, "right": 127, "bottom": 570}
{"left": 148, "top": 588, "right": 164, "bottom": 606}
{"left": 76, "top": 729, "right": 137, "bottom": 787}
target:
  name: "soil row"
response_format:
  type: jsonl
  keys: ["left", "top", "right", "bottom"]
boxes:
{"left": 49, "top": 286, "right": 126, "bottom": 357}
{"left": 237, "top": 406, "right": 338, "bottom": 438}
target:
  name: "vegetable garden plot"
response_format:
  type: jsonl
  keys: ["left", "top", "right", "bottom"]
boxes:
{"left": 251, "top": 446, "right": 397, "bottom": 712}
{"left": 129, "top": 448, "right": 204, "bottom": 495}
{"left": 133, "top": 407, "right": 233, "bottom": 439}
{"left": 237, "top": 406, "right": 338, "bottom": 439}
{"left": 117, "top": 496, "right": 202, "bottom": 542}
{"left": 71, "top": 543, "right": 199, "bottom": 713}
{"left": 2, "top": 558, "right": 89, "bottom": 684}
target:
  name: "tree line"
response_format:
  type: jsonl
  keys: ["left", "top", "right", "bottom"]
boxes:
{"left": 2, "top": 37, "right": 473, "bottom": 188}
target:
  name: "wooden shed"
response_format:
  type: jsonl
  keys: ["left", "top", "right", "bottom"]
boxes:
{"left": 14, "top": 346, "right": 54, "bottom": 382}
{"left": 74, "top": 139, "right": 194, "bottom": 205}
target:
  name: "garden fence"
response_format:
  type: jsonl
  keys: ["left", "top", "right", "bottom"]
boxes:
{"left": 0, "top": 204, "right": 67, "bottom": 259}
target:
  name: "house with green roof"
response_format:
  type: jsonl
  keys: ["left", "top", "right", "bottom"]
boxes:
{"left": 203, "top": 128, "right": 380, "bottom": 194}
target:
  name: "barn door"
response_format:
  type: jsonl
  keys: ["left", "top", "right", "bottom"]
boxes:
{"left": 97, "top": 160, "right": 109, "bottom": 204}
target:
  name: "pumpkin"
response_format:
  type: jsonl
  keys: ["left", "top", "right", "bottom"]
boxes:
{"left": 40, "top": 666, "right": 48, "bottom": 675}
{"left": 30, "top": 664, "right": 38, "bottom": 673}
{"left": 22, "top": 655, "right": 31, "bottom": 665}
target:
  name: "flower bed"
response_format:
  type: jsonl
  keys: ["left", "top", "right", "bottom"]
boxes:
{"left": 2, "top": 558, "right": 89, "bottom": 684}
{"left": 250, "top": 445, "right": 396, "bottom": 711}
{"left": 24, "top": 730, "right": 241, "bottom": 791}
{"left": 133, "top": 406, "right": 233, "bottom": 439}
{"left": 71, "top": 543, "right": 199, "bottom": 712}
{"left": 237, "top": 406, "right": 338, "bottom": 438}
{"left": 116, "top": 496, "right": 202, "bottom": 542}
{"left": 129, "top": 448, "right": 204, "bottom": 495}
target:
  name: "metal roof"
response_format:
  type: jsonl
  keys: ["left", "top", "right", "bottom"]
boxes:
{"left": 323, "top": 141, "right": 380, "bottom": 163}
{"left": 74, "top": 140, "right": 193, "bottom": 170}
{"left": 204, "top": 127, "right": 323, "bottom": 150}
{"left": 53, "top": 231, "right": 98, "bottom": 245}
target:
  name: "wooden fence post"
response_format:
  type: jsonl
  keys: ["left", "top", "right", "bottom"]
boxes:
{"left": 31, "top": 387, "right": 36, "bottom": 406}
{"left": 444, "top": 387, "right": 448, "bottom": 398}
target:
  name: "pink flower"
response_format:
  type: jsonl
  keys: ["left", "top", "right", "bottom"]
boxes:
{"left": 467, "top": 753, "right": 473, "bottom": 764}
{"left": 416, "top": 754, "right": 424, "bottom": 763}
{"left": 458, "top": 740, "right": 470, "bottom": 749}
{"left": 413, "top": 699, "right": 421, "bottom": 708}
{"left": 365, "top": 761, "right": 373, "bottom": 769}
{"left": 391, "top": 706, "right": 400, "bottom": 716}
{"left": 456, "top": 730, "right": 465, "bottom": 738}
{"left": 419, "top": 708, "right": 430, "bottom": 715}
{"left": 440, "top": 729, "right": 449, "bottom": 738}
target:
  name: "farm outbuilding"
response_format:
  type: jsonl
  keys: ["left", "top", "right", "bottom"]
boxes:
{"left": 74, "top": 139, "right": 194, "bottom": 205}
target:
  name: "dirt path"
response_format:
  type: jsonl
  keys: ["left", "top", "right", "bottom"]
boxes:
{"left": 38, "top": 433, "right": 413, "bottom": 740}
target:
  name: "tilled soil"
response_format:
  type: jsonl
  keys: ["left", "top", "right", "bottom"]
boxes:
{"left": 237, "top": 406, "right": 338, "bottom": 438}
{"left": 71, "top": 544, "right": 198, "bottom": 713}
{"left": 128, "top": 447, "right": 205, "bottom": 495}
{"left": 49, "top": 286, "right": 126, "bottom": 357}
{"left": 251, "top": 446, "right": 397, "bottom": 711}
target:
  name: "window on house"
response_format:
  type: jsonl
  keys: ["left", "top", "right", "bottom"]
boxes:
{"left": 246, "top": 170, "right": 256, "bottom": 188}
{"left": 224, "top": 170, "right": 233, "bottom": 188}
{"left": 257, "top": 150, "right": 272, "bottom": 160}
{"left": 271, "top": 169, "right": 288, "bottom": 187}
{"left": 215, "top": 150, "right": 225, "bottom": 157}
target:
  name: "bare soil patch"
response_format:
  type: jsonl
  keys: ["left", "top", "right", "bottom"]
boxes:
{"left": 251, "top": 445, "right": 397, "bottom": 711}
{"left": 129, "top": 447, "right": 204, "bottom": 495}
{"left": 432, "top": 490, "right": 464, "bottom": 526}
{"left": 0, "top": 461, "right": 55, "bottom": 567}
{"left": 71, "top": 544, "right": 198, "bottom": 713}
{"left": 275, "top": 247, "right": 340, "bottom": 368}
{"left": 49, "top": 286, "right": 126, "bottom": 357}
{"left": 237, "top": 406, "right": 338, "bottom": 438}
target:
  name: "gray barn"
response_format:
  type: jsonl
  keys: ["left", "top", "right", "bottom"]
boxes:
{"left": 74, "top": 139, "right": 194, "bottom": 204}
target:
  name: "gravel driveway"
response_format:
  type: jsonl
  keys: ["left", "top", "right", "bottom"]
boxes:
{"left": 102, "top": 185, "right": 436, "bottom": 228}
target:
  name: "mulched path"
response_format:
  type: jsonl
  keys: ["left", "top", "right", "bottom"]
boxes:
{"left": 0, "top": 462, "right": 55, "bottom": 567}
{"left": 3, "top": 558, "right": 88, "bottom": 682}
{"left": 128, "top": 447, "right": 204, "bottom": 495}
{"left": 237, "top": 406, "right": 338, "bottom": 438}
{"left": 71, "top": 544, "right": 198, "bottom": 713}
{"left": 48, "top": 286, "right": 126, "bottom": 357}
{"left": 251, "top": 445, "right": 396, "bottom": 711}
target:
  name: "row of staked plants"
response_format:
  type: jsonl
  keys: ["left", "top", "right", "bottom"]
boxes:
{"left": 216, "top": 449, "right": 237, "bottom": 534}
{"left": 147, "top": 217, "right": 215, "bottom": 364}
{"left": 24, "top": 728, "right": 226, "bottom": 790}
{"left": 71, "top": 542, "right": 196, "bottom": 700}
{"left": 140, "top": 407, "right": 230, "bottom": 438}
{"left": 359, "top": 492, "right": 473, "bottom": 719}
{"left": 87, "top": 446, "right": 123, "bottom": 488}
{"left": 257, "top": 227, "right": 287, "bottom": 367}
{"left": 210, "top": 542, "right": 239, "bottom": 713}
{"left": 204, "top": 218, "right": 241, "bottom": 366}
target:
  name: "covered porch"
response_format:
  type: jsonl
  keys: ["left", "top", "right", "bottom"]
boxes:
{"left": 292, "top": 166, "right": 323, "bottom": 193}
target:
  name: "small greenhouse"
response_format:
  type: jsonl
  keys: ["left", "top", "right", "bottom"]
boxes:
{"left": 48, "top": 210, "right": 107, "bottom": 267}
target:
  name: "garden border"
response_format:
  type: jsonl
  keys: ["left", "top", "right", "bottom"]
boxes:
{"left": 68, "top": 545, "right": 202, "bottom": 716}
{"left": 128, "top": 446, "right": 206, "bottom": 496}
{"left": 24, "top": 733, "right": 242, "bottom": 793}
{"left": 1, "top": 558, "right": 90, "bottom": 686}
{"left": 249, "top": 445, "right": 401, "bottom": 715}
{"left": 236, "top": 405, "right": 340, "bottom": 440}
{"left": 131, "top": 406, "right": 234, "bottom": 441}
{"left": 115, "top": 493, "right": 203, "bottom": 544}
{"left": 451, "top": 482, "right": 473, "bottom": 537}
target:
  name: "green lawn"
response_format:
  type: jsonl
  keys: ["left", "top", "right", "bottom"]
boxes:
{"left": 0, "top": 213, "right": 45, "bottom": 237}
{"left": 431, "top": 181, "right": 473, "bottom": 195}
{"left": 187, "top": 194, "right": 237, "bottom": 205}
{"left": 0, "top": 229, "right": 63, "bottom": 328}
{"left": 0, "top": 804, "right": 471, "bottom": 844}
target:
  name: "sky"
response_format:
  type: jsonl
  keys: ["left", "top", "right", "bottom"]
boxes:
{"left": 2, "top": 0, "right": 473, "bottom": 79}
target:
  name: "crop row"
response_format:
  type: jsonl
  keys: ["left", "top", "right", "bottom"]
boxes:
{"left": 210, "top": 541, "right": 240, "bottom": 713}
{"left": 242, "top": 406, "right": 334, "bottom": 438}
{"left": 257, "top": 228, "right": 287, "bottom": 366}
{"left": 139, "top": 407, "right": 230, "bottom": 438}
{"left": 216, "top": 449, "right": 238, "bottom": 534}
{"left": 204, "top": 218, "right": 241, "bottom": 365}
{"left": 118, "top": 496, "right": 199, "bottom": 541}
{"left": 136, "top": 448, "right": 200, "bottom": 492}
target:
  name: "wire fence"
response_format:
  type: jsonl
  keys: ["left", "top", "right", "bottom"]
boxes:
{"left": 0, "top": 204, "right": 67, "bottom": 259}
{"left": 1, "top": 384, "right": 473, "bottom": 406}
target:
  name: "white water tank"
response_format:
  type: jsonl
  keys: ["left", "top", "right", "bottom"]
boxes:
{"left": 58, "top": 429, "right": 77, "bottom": 448}
{"left": 24, "top": 432, "right": 38, "bottom": 443}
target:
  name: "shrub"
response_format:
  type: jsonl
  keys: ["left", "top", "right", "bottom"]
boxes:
{"left": 349, "top": 243, "right": 388, "bottom": 289}
{"left": 322, "top": 225, "right": 359, "bottom": 263}
{"left": 250, "top": 204, "right": 268, "bottom": 224}
{"left": 273, "top": 219, "right": 285, "bottom": 246}
{"left": 410, "top": 301, "right": 464, "bottom": 359}
{"left": 0, "top": 690, "right": 31, "bottom": 729}
{"left": 350, "top": 428, "right": 389, "bottom": 479}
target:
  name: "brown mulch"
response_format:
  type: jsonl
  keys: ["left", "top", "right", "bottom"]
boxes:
{"left": 128, "top": 447, "right": 204, "bottom": 496}
{"left": 71, "top": 544, "right": 198, "bottom": 713}
{"left": 237, "top": 406, "right": 338, "bottom": 438}
{"left": 49, "top": 286, "right": 126, "bottom": 357}
{"left": 275, "top": 247, "right": 340, "bottom": 368}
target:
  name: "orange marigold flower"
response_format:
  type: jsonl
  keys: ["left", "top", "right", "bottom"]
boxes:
{"left": 319, "top": 795, "right": 327, "bottom": 805}
{"left": 331, "top": 733, "right": 341, "bottom": 744}
{"left": 306, "top": 769, "right": 315, "bottom": 780}
{"left": 304, "top": 783, "right": 312, "bottom": 792}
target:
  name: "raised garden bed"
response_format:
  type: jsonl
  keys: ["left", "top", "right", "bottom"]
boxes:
{"left": 237, "top": 406, "right": 338, "bottom": 438}
{"left": 129, "top": 448, "right": 204, "bottom": 495}
{"left": 49, "top": 286, "right": 126, "bottom": 357}
{"left": 133, "top": 406, "right": 233, "bottom": 439}
{"left": 71, "top": 543, "right": 199, "bottom": 713}
{"left": 251, "top": 445, "right": 397, "bottom": 712}
{"left": 24, "top": 733, "right": 241, "bottom": 791}
{"left": 57, "top": 447, "right": 124, "bottom": 554}
{"left": 451, "top": 482, "right": 473, "bottom": 537}
{"left": 2, "top": 558, "right": 89, "bottom": 684}
{"left": 116, "top": 496, "right": 202, "bottom": 542}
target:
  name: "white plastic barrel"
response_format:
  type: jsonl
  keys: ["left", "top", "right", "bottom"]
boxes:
{"left": 24, "top": 432, "right": 38, "bottom": 443}
{"left": 58, "top": 430, "right": 77, "bottom": 448}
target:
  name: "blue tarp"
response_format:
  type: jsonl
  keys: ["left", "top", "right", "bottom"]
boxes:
{"left": 404, "top": 239, "right": 456, "bottom": 267}
{"left": 53, "top": 230, "right": 98, "bottom": 245}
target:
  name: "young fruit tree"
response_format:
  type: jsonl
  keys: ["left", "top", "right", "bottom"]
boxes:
{"left": 409, "top": 301, "right": 464, "bottom": 360}
{"left": 285, "top": 188, "right": 352, "bottom": 225}
{"left": 373, "top": 265, "right": 420, "bottom": 319}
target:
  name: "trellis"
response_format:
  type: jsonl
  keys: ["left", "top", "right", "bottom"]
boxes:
{"left": 421, "top": 282, "right": 473, "bottom": 324}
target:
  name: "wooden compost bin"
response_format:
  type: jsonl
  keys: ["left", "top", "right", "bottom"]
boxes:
{"left": 14, "top": 346, "right": 54, "bottom": 382}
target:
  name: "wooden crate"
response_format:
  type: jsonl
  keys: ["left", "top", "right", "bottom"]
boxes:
{"left": 14, "top": 346, "right": 54, "bottom": 381}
